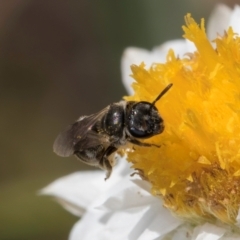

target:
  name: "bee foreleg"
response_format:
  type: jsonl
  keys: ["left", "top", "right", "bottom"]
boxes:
{"left": 99, "top": 146, "right": 117, "bottom": 180}
{"left": 130, "top": 168, "right": 148, "bottom": 180}
{"left": 127, "top": 138, "right": 160, "bottom": 148}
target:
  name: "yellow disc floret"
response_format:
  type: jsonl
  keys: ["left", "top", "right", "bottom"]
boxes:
{"left": 125, "top": 14, "right": 240, "bottom": 224}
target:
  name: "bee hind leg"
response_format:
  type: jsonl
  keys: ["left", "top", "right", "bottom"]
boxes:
{"left": 99, "top": 146, "right": 117, "bottom": 180}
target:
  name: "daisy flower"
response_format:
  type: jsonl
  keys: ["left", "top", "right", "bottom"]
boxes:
{"left": 41, "top": 4, "right": 240, "bottom": 240}
{"left": 121, "top": 4, "right": 240, "bottom": 95}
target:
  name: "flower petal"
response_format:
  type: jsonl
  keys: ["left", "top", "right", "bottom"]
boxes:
{"left": 207, "top": 4, "right": 231, "bottom": 41}
{"left": 171, "top": 224, "right": 193, "bottom": 240}
{"left": 101, "top": 206, "right": 152, "bottom": 240}
{"left": 40, "top": 171, "right": 107, "bottom": 216}
{"left": 192, "top": 223, "right": 226, "bottom": 240}
{"left": 69, "top": 209, "right": 106, "bottom": 240}
{"left": 121, "top": 40, "right": 189, "bottom": 95}
{"left": 152, "top": 39, "right": 194, "bottom": 59}
{"left": 69, "top": 172, "right": 183, "bottom": 240}
{"left": 137, "top": 204, "right": 183, "bottom": 240}
{"left": 121, "top": 47, "right": 160, "bottom": 95}
{"left": 228, "top": 5, "right": 240, "bottom": 35}
{"left": 40, "top": 158, "right": 131, "bottom": 216}
{"left": 131, "top": 178, "right": 152, "bottom": 193}
{"left": 235, "top": 209, "right": 240, "bottom": 228}
{"left": 97, "top": 180, "right": 153, "bottom": 211}
{"left": 69, "top": 190, "right": 152, "bottom": 240}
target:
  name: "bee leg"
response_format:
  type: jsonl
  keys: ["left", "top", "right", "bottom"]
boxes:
{"left": 99, "top": 146, "right": 117, "bottom": 180}
{"left": 127, "top": 138, "right": 160, "bottom": 148}
{"left": 130, "top": 168, "right": 148, "bottom": 180}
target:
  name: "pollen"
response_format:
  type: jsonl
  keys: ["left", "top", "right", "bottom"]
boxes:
{"left": 124, "top": 14, "right": 240, "bottom": 224}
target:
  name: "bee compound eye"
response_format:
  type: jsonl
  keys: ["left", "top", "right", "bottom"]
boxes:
{"left": 127, "top": 102, "right": 164, "bottom": 138}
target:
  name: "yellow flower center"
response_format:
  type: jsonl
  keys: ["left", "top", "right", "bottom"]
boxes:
{"left": 125, "top": 14, "right": 240, "bottom": 224}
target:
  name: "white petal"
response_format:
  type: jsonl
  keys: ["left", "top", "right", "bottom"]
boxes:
{"left": 207, "top": 4, "right": 231, "bottom": 40}
{"left": 138, "top": 204, "right": 183, "bottom": 240}
{"left": 153, "top": 39, "right": 193, "bottom": 59}
{"left": 101, "top": 206, "right": 151, "bottom": 240}
{"left": 69, "top": 173, "right": 182, "bottom": 240}
{"left": 192, "top": 223, "right": 226, "bottom": 240}
{"left": 228, "top": 5, "right": 240, "bottom": 35}
{"left": 171, "top": 224, "right": 193, "bottom": 240}
{"left": 97, "top": 182, "right": 153, "bottom": 211}
{"left": 131, "top": 178, "right": 152, "bottom": 193}
{"left": 69, "top": 208, "right": 106, "bottom": 240}
{"left": 69, "top": 191, "right": 152, "bottom": 240}
{"left": 235, "top": 208, "right": 240, "bottom": 227}
{"left": 96, "top": 179, "right": 182, "bottom": 240}
{"left": 40, "top": 171, "right": 107, "bottom": 216}
{"left": 121, "top": 40, "right": 190, "bottom": 95}
{"left": 121, "top": 47, "right": 161, "bottom": 95}
{"left": 40, "top": 158, "right": 131, "bottom": 216}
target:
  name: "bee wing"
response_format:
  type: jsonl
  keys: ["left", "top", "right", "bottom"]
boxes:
{"left": 53, "top": 107, "right": 110, "bottom": 157}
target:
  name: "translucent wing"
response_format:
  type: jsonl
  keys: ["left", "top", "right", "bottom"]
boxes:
{"left": 53, "top": 106, "right": 110, "bottom": 157}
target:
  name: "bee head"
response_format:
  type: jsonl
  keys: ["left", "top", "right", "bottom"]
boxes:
{"left": 126, "top": 83, "right": 173, "bottom": 139}
{"left": 127, "top": 102, "right": 164, "bottom": 138}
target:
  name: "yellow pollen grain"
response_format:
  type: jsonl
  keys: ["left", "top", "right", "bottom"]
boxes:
{"left": 233, "top": 169, "right": 240, "bottom": 177}
{"left": 215, "top": 142, "right": 226, "bottom": 170}
{"left": 186, "top": 174, "right": 193, "bottom": 182}
{"left": 160, "top": 188, "right": 166, "bottom": 196}
{"left": 197, "top": 156, "right": 211, "bottom": 165}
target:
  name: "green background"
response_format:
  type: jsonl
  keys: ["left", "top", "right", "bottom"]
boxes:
{"left": 0, "top": 0, "right": 236, "bottom": 239}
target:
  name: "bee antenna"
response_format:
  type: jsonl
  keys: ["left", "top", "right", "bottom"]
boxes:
{"left": 151, "top": 83, "right": 173, "bottom": 108}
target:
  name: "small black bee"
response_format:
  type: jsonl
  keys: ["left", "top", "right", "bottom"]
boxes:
{"left": 53, "top": 83, "right": 173, "bottom": 179}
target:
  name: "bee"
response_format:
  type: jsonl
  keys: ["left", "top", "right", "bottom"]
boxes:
{"left": 53, "top": 83, "right": 173, "bottom": 180}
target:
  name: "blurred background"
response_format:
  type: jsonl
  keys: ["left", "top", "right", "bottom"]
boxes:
{"left": 0, "top": 0, "right": 238, "bottom": 239}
